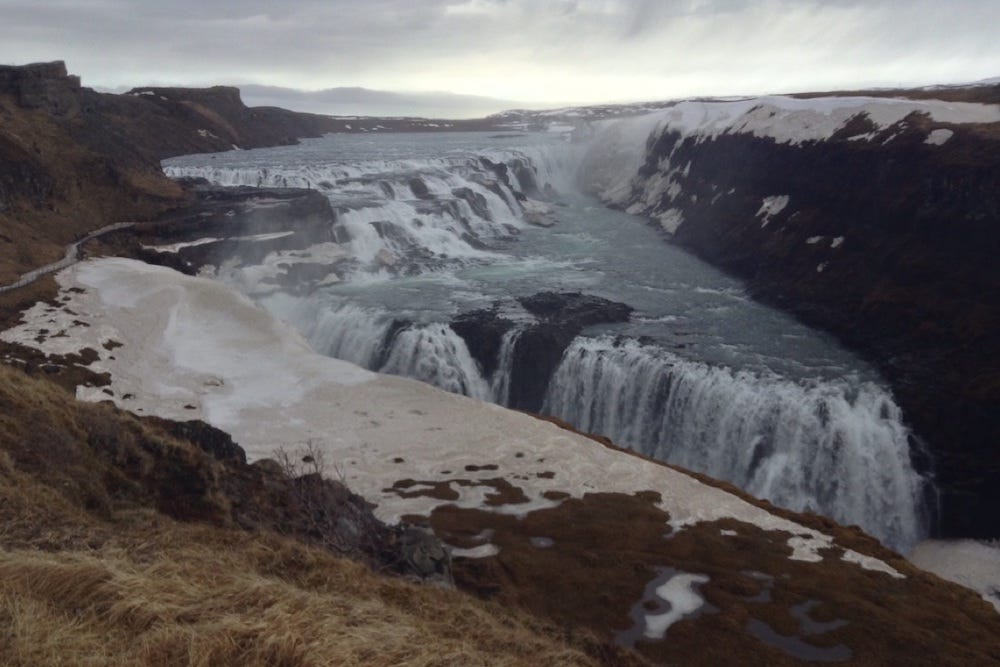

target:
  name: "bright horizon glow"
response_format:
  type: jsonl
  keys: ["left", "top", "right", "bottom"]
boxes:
{"left": 2, "top": 0, "right": 999, "bottom": 111}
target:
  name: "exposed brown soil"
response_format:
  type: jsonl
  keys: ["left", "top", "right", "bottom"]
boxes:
{"left": 422, "top": 489, "right": 1000, "bottom": 666}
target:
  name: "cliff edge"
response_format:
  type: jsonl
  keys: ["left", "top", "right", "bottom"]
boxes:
{"left": 0, "top": 61, "right": 342, "bottom": 284}
{"left": 588, "top": 93, "right": 1000, "bottom": 539}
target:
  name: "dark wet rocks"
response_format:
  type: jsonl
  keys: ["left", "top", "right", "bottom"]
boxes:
{"left": 112, "top": 184, "right": 341, "bottom": 278}
{"left": 112, "top": 414, "right": 453, "bottom": 582}
{"left": 452, "top": 292, "right": 633, "bottom": 411}
{"left": 408, "top": 177, "right": 433, "bottom": 200}
{"left": 451, "top": 309, "right": 516, "bottom": 379}
{"left": 451, "top": 186, "right": 493, "bottom": 221}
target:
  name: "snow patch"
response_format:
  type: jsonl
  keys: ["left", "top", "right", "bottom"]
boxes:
{"left": 757, "top": 196, "right": 789, "bottom": 228}
{"left": 911, "top": 540, "right": 1000, "bottom": 613}
{"left": 924, "top": 129, "right": 954, "bottom": 146}
{"left": 788, "top": 535, "right": 829, "bottom": 562}
{"left": 657, "top": 208, "right": 685, "bottom": 234}
{"left": 644, "top": 573, "right": 710, "bottom": 638}
{"left": 842, "top": 550, "right": 905, "bottom": 579}
{"left": 450, "top": 543, "right": 500, "bottom": 559}
{"left": 645, "top": 96, "right": 1000, "bottom": 146}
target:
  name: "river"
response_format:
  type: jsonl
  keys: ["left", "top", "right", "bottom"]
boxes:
{"left": 164, "top": 129, "right": 928, "bottom": 552}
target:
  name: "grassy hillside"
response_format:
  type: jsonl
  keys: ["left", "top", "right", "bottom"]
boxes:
{"left": 0, "top": 362, "right": 615, "bottom": 666}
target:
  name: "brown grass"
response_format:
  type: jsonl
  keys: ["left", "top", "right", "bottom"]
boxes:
{"left": 0, "top": 363, "right": 600, "bottom": 666}
{"left": 0, "top": 526, "right": 597, "bottom": 666}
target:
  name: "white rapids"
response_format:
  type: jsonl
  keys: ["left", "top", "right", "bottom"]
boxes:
{"left": 162, "top": 130, "right": 930, "bottom": 553}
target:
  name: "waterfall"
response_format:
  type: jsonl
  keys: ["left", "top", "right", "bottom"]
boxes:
{"left": 380, "top": 324, "right": 492, "bottom": 400}
{"left": 264, "top": 294, "right": 492, "bottom": 400}
{"left": 490, "top": 328, "right": 523, "bottom": 405}
{"left": 164, "top": 140, "right": 580, "bottom": 276}
{"left": 165, "top": 134, "right": 931, "bottom": 552}
{"left": 260, "top": 295, "right": 392, "bottom": 367}
{"left": 543, "top": 336, "right": 927, "bottom": 552}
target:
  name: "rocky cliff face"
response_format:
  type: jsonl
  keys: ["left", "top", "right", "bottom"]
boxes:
{"left": 115, "top": 85, "right": 341, "bottom": 159}
{"left": 0, "top": 61, "right": 344, "bottom": 284}
{"left": 451, "top": 292, "right": 634, "bottom": 411}
{"left": 591, "top": 95, "right": 1000, "bottom": 539}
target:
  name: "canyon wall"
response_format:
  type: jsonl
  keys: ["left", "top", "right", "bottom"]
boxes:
{"left": 588, "top": 94, "right": 1000, "bottom": 538}
{"left": 0, "top": 61, "right": 342, "bottom": 283}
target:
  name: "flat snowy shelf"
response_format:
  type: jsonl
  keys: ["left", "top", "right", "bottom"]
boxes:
{"left": 1, "top": 257, "right": 907, "bottom": 582}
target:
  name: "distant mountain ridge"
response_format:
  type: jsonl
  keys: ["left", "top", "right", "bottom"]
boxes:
{"left": 239, "top": 84, "right": 525, "bottom": 119}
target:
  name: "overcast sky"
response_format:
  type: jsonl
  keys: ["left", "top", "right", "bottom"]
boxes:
{"left": 2, "top": 0, "right": 999, "bottom": 108}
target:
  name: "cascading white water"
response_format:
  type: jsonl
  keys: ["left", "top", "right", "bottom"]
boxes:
{"left": 489, "top": 328, "right": 523, "bottom": 405}
{"left": 543, "top": 336, "right": 926, "bottom": 551}
{"left": 164, "top": 132, "right": 930, "bottom": 552}
{"left": 164, "top": 140, "right": 581, "bottom": 277}
{"left": 263, "top": 294, "right": 495, "bottom": 400}
{"left": 262, "top": 296, "right": 393, "bottom": 367}
{"left": 381, "top": 324, "right": 492, "bottom": 400}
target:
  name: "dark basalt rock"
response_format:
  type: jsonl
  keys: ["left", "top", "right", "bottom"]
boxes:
{"left": 480, "top": 157, "right": 512, "bottom": 188}
{"left": 451, "top": 309, "right": 516, "bottom": 379}
{"left": 144, "top": 417, "right": 246, "bottom": 464}
{"left": 518, "top": 291, "right": 634, "bottom": 328}
{"left": 451, "top": 293, "right": 633, "bottom": 412}
{"left": 452, "top": 186, "right": 493, "bottom": 221}
{"left": 408, "top": 177, "right": 433, "bottom": 200}
{"left": 621, "top": 118, "right": 1000, "bottom": 539}
{"left": 510, "top": 159, "right": 541, "bottom": 199}
{"left": 0, "top": 61, "right": 81, "bottom": 117}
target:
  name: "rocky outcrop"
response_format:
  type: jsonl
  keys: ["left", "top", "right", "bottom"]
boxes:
{"left": 451, "top": 292, "right": 633, "bottom": 411}
{"left": 0, "top": 61, "right": 81, "bottom": 116}
{"left": 608, "top": 107, "right": 1000, "bottom": 539}
{"left": 120, "top": 85, "right": 343, "bottom": 159}
{"left": 0, "top": 61, "right": 346, "bottom": 284}
{"left": 106, "top": 184, "right": 338, "bottom": 273}
{"left": 0, "top": 360, "right": 449, "bottom": 579}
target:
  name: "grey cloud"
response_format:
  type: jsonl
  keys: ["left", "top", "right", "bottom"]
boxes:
{"left": 0, "top": 0, "right": 997, "bottom": 102}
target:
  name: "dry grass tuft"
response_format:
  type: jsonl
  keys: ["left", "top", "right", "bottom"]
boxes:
{"left": 0, "top": 362, "right": 601, "bottom": 665}
{"left": 0, "top": 526, "right": 598, "bottom": 666}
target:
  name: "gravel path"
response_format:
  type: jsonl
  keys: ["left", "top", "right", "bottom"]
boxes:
{"left": 0, "top": 222, "right": 134, "bottom": 293}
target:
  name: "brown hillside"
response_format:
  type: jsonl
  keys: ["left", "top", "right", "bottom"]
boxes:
{"left": 0, "top": 361, "right": 614, "bottom": 666}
